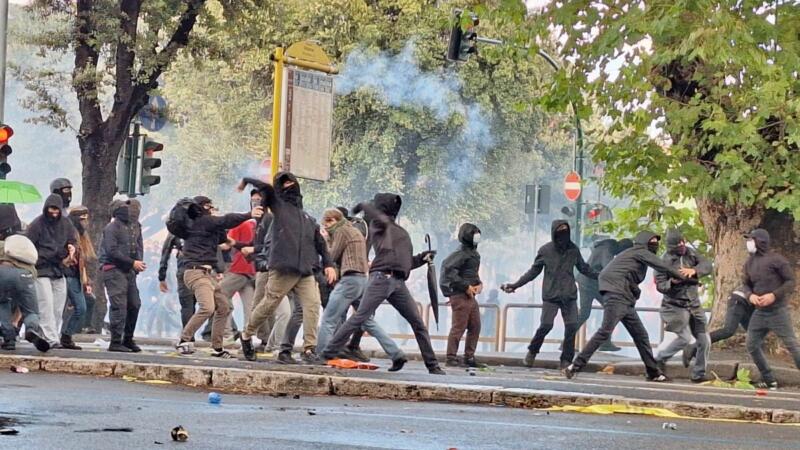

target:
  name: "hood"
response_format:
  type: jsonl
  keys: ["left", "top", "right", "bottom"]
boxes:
{"left": 616, "top": 238, "right": 634, "bottom": 254}
{"left": 49, "top": 178, "right": 73, "bottom": 192}
{"left": 128, "top": 199, "right": 142, "bottom": 223}
{"left": 665, "top": 229, "right": 685, "bottom": 254}
{"left": 193, "top": 196, "right": 213, "bottom": 216}
{"left": 746, "top": 228, "right": 770, "bottom": 255}
{"left": 274, "top": 171, "right": 303, "bottom": 208}
{"left": 43, "top": 194, "right": 64, "bottom": 221}
{"left": 593, "top": 238, "right": 618, "bottom": 253}
{"left": 458, "top": 223, "right": 481, "bottom": 248}
{"left": 336, "top": 206, "right": 351, "bottom": 220}
{"left": 551, "top": 219, "right": 572, "bottom": 250}
{"left": 0, "top": 203, "right": 21, "bottom": 240}
{"left": 110, "top": 200, "right": 130, "bottom": 224}
{"left": 633, "top": 230, "right": 659, "bottom": 246}
{"left": 373, "top": 193, "right": 402, "bottom": 218}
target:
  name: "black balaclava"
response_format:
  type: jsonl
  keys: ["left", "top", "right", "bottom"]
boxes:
{"left": 274, "top": 171, "right": 302, "bottom": 208}
{"left": 665, "top": 229, "right": 686, "bottom": 256}
{"left": 111, "top": 200, "right": 130, "bottom": 224}
{"left": 647, "top": 238, "right": 660, "bottom": 254}
{"left": 551, "top": 220, "right": 571, "bottom": 251}
{"left": 50, "top": 178, "right": 73, "bottom": 209}
{"left": 193, "top": 196, "right": 213, "bottom": 216}
{"left": 372, "top": 193, "right": 402, "bottom": 220}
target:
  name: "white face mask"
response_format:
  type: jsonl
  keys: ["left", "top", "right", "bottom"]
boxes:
{"left": 472, "top": 233, "right": 481, "bottom": 244}
{"left": 746, "top": 239, "right": 757, "bottom": 254}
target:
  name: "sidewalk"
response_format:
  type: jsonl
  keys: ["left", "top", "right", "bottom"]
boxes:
{"left": 4, "top": 338, "right": 800, "bottom": 424}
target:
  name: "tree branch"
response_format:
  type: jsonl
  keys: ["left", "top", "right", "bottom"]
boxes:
{"left": 73, "top": 0, "right": 103, "bottom": 143}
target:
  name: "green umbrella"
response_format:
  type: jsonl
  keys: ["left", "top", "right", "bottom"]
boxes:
{"left": 0, "top": 180, "right": 43, "bottom": 204}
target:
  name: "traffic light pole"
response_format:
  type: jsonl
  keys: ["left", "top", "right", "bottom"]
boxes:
{"left": 0, "top": 0, "right": 7, "bottom": 123}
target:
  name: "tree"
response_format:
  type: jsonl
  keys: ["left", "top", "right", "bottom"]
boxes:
{"left": 488, "top": 1, "right": 800, "bottom": 331}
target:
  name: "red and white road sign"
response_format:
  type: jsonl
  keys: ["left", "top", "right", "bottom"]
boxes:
{"left": 564, "top": 171, "right": 582, "bottom": 202}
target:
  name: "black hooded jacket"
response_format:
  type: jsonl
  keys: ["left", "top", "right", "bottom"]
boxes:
{"left": 743, "top": 228, "right": 795, "bottom": 311}
{"left": 181, "top": 202, "right": 252, "bottom": 268}
{"left": 508, "top": 220, "right": 597, "bottom": 302}
{"left": 439, "top": 223, "right": 481, "bottom": 297}
{"left": 241, "top": 173, "right": 332, "bottom": 276}
{"left": 25, "top": 194, "right": 77, "bottom": 278}
{"left": 598, "top": 231, "right": 689, "bottom": 305}
{"left": 576, "top": 238, "right": 625, "bottom": 290}
{"left": 99, "top": 203, "right": 143, "bottom": 272}
{"left": 654, "top": 230, "right": 713, "bottom": 307}
{"left": 357, "top": 193, "right": 427, "bottom": 280}
{"left": 0, "top": 204, "right": 21, "bottom": 240}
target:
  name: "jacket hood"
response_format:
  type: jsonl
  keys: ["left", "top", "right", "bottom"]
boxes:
{"left": 551, "top": 220, "right": 571, "bottom": 250}
{"left": 746, "top": 228, "right": 770, "bottom": 254}
{"left": 458, "top": 223, "right": 481, "bottom": 248}
{"left": 616, "top": 238, "right": 633, "bottom": 254}
{"left": 665, "top": 229, "right": 684, "bottom": 253}
{"left": 49, "top": 178, "right": 73, "bottom": 192}
{"left": 633, "top": 230, "right": 659, "bottom": 246}
{"left": 43, "top": 194, "right": 64, "bottom": 218}
{"left": 0, "top": 203, "right": 21, "bottom": 239}
{"left": 373, "top": 193, "right": 402, "bottom": 218}
{"left": 274, "top": 171, "right": 303, "bottom": 208}
{"left": 110, "top": 199, "right": 130, "bottom": 224}
{"left": 551, "top": 220, "right": 570, "bottom": 240}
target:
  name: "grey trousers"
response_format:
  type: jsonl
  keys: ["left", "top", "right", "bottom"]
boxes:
{"left": 656, "top": 302, "right": 709, "bottom": 379}
{"left": 746, "top": 308, "right": 800, "bottom": 383}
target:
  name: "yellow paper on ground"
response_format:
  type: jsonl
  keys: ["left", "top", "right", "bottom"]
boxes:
{"left": 549, "top": 404, "right": 680, "bottom": 418}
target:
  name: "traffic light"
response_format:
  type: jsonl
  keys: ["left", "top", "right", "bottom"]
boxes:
{"left": 446, "top": 11, "right": 479, "bottom": 62}
{"left": 137, "top": 138, "right": 163, "bottom": 194}
{"left": 0, "top": 124, "right": 14, "bottom": 180}
{"left": 586, "top": 203, "right": 613, "bottom": 224}
{"left": 116, "top": 134, "right": 136, "bottom": 194}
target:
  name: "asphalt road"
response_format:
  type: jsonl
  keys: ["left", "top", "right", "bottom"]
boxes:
{"left": 1, "top": 372, "right": 799, "bottom": 450}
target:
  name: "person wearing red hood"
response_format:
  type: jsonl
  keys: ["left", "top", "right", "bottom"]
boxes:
{"left": 743, "top": 228, "right": 799, "bottom": 390}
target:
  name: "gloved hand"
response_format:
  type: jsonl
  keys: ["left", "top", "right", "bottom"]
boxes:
{"left": 500, "top": 283, "right": 516, "bottom": 294}
{"left": 418, "top": 250, "right": 436, "bottom": 263}
{"left": 351, "top": 203, "right": 365, "bottom": 216}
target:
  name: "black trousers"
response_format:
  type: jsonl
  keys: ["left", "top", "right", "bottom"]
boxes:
{"left": 710, "top": 299, "right": 754, "bottom": 343}
{"left": 322, "top": 272, "right": 438, "bottom": 369}
{"left": 577, "top": 283, "right": 605, "bottom": 329}
{"left": 528, "top": 300, "right": 578, "bottom": 364}
{"left": 103, "top": 268, "right": 140, "bottom": 344}
{"left": 176, "top": 270, "right": 197, "bottom": 328}
{"left": 572, "top": 295, "right": 660, "bottom": 378}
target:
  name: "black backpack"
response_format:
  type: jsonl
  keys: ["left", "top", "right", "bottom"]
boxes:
{"left": 166, "top": 198, "right": 199, "bottom": 239}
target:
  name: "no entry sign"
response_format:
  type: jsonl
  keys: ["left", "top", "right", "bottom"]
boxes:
{"left": 564, "top": 171, "right": 582, "bottom": 201}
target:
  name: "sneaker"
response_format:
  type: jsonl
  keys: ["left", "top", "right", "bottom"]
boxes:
{"left": 211, "top": 349, "right": 233, "bottom": 359}
{"left": 342, "top": 347, "right": 370, "bottom": 363}
{"left": 389, "top": 357, "right": 407, "bottom": 372}
{"left": 241, "top": 338, "right": 257, "bottom": 361}
{"left": 301, "top": 349, "right": 319, "bottom": 365}
{"left": 1, "top": 341, "right": 15, "bottom": 351}
{"left": 428, "top": 366, "right": 446, "bottom": 375}
{"left": 465, "top": 357, "right": 487, "bottom": 369}
{"left": 682, "top": 344, "right": 696, "bottom": 368}
{"left": 25, "top": 330, "right": 51, "bottom": 352}
{"left": 176, "top": 341, "right": 195, "bottom": 355}
{"left": 445, "top": 357, "right": 461, "bottom": 367}
{"left": 277, "top": 351, "right": 298, "bottom": 365}
{"left": 647, "top": 374, "right": 671, "bottom": 383}
{"left": 60, "top": 334, "right": 82, "bottom": 350}
{"left": 563, "top": 364, "right": 578, "bottom": 379}
{"left": 691, "top": 374, "right": 713, "bottom": 384}
{"left": 754, "top": 380, "right": 778, "bottom": 390}
{"left": 123, "top": 340, "right": 141, "bottom": 353}
{"left": 108, "top": 343, "right": 133, "bottom": 353}
{"left": 523, "top": 351, "right": 536, "bottom": 368}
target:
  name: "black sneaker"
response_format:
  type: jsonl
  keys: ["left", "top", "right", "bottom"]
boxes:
{"left": 682, "top": 344, "right": 696, "bottom": 368}
{"left": 428, "top": 366, "right": 446, "bottom": 375}
{"left": 123, "top": 340, "right": 141, "bottom": 353}
{"left": 563, "top": 364, "right": 578, "bottom": 379}
{"left": 647, "top": 374, "right": 671, "bottom": 383}
{"left": 241, "top": 338, "right": 257, "bottom": 361}
{"left": 1, "top": 341, "right": 15, "bottom": 351}
{"left": 445, "top": 357, "right": 461, "bottom": 367}
{"left": 342, "top": 347, "right": 370, "bottom": 362}
{"left": 108, "top": 343, "right": 132, "bottom": 353}
{"left": 389, "top": 357, "right": 407, "bottom": 372}
{"left": 277, "top": 351, "right": 298, "bottom": 365}
{"left": 211, "top": 348, "right": 233, "bottom": 359}
{"left": 754, "top": 380, "right": 778, "bottom": 390}
{"left": 60, "top": 334, "right": 82, "bottom": 350}
{"left": 523, "top": 351, "right": 536, "bottom": 368}
{"left": 25, "top": 329, "right": 51, "bottom": 352}
{"left": 691, "top": 374, "right": 713, "bottom": 384}
{"left": 301, "top": 349, "right": 319, "bottom": 365}
{"left": 465, "top": 357, "right": 487, "bottom": 369}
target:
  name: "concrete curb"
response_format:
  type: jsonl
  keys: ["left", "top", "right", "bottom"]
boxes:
{"left": 1, "top": 354, "right": 798, "bottom": 424}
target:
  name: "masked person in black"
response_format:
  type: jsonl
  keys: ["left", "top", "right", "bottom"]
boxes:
{"left": 320, "top": 193, "right": 444, "bottom": 374}
{"left": 50, "top": 178, "right": 73, "bottom": 211}
{"left": 99, "top": 200, "right": 145, "bottom": 352}
{"left": 575, "top": 237, "right": 634, "bottom": 352}
{"left": 237, "top": 173, "right": 334, "bottom": 363}
{"left": 653, "top": 230, "right": 713, "bottom": 382}
{"left": 742, "top": 229, "right": 799, "bottom": 390}
{"left": 501, "top": 220, "right": 597, "bottom": 369}
{"left": 684, "top": 285, "right": 754, "bottom": 365}
{"left": 564, "top": 231, "right": 690, "bottom": 381}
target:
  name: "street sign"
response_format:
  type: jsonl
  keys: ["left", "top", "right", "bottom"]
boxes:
{"left": 138, "top": 95, "right": 168, "bottom": 132}
{"left": 278, "top": 67, "right": 334, "bottom": 181}
{"left": 564, "top": 171, "right": 581, "bottom": 202}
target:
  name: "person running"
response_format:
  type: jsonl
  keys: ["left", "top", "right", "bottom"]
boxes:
{"left": 742, "top": 229, "right": 799, "bottom": 390}
{"left": 564, "top": 231, "right": 690, "bottom": 381}
{"left": 683, "top": 286, "right": 754, "bottom": 365}
{"left": 501, "top": 220, "right": 597, "bottom": 369}
{"left": 320, "top": 194, "right": 444, "bottom": 375}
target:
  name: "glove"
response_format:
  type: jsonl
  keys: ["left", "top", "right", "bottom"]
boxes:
{"left": 419, "top": 250, "right": 436, "bottom": 263}
{"left": 351, "top": 203, "right": 365, "bottom": 216}
{"left": 500, "top": 283, "right": 516, "bottom": 294}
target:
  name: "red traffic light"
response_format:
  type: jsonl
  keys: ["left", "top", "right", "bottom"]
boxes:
{"left": 144, "top": 140, "right": 163, "bottom": 153}
{"left": 0, "top": 125, "right": 14, "bottom": 143}
{"left": 588, "top": 208, "right": 600, "bottom": 220}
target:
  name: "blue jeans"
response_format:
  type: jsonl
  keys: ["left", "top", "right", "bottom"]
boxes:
{"left": 318, "top": 274, "right": 404, "bottom": 361}
{"left": 63, "top": 277, "right": 87, "bottom": 337}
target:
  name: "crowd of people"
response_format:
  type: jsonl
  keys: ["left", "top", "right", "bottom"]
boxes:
{"left": 1, "top": 172, "right": 799, "bottom": 388}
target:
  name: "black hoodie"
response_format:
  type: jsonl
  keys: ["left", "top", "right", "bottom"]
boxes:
{"left": 743, "top": 228, "right": 795, "bottom": 311}
{"left": 0, "top": 203, "right": 21, "bottom": 240}
{"left": 576, "top": 238, "right": 625, "bottom": 289}
{"left": 508, "top": 220, "right": 597, "bottom": 302}
{"left": 356, "top": 193, "right": 427, "bottom": 280}
{"left": 439, "top": 223, "right": 481, "bottom": 297}
{"left": 598, "top": 230, "right": 688, "bottom": 305}
{"left": 99, "top": 202, "right": 143, "bottom": 271}
{"left": 25, "top": 194, "right": 77, "bottom": 278}
{"left": 654, "top": 230, "right": 713, "bottom": 307}
{"left": 241, "top": 173, "right": 332, "bottom": 276}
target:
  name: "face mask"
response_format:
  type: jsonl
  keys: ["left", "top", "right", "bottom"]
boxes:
{"left": 60, "top": 192, "right": 72, "bottom": 208}
{"left": 676, "top": 243, "right": 686, "bottom": 255}
{"left": 746, "top": 240, "right": 757, "bottom": 254}
{"left": 647, "top": 242, "right": 660, "bottom": 254}
{"left": 472, "top": 233, "right": 481, "bottom": 244}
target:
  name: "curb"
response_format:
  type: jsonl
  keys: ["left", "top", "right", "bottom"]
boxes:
{"left": 2, "top": 354, "right": 798, "bottom": 424}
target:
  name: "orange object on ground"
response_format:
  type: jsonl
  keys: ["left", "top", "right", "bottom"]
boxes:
{"left": 326, "top": 358, "right": 379, "bottom": 370}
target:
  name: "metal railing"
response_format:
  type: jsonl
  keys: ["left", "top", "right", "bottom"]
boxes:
{"left": 422, "top": 303, "right": 502, "bottom": 352}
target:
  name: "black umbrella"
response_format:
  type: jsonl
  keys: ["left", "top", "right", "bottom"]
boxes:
{"left": 425, "top": 234, "right": 439, "bottom": 329}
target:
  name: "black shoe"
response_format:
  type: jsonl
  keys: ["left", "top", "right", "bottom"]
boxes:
{"left": 599, "top": 342, "right": 622, "bottom": 352}
{"left": 682, "top": 344, "right": 696, "bottom": 368}
{"left": 523, "top": 351, "right": 536, "bottom": 368}
{"left": 108, "top": 343, "right": 132, "bottom": 353}
{"left": 428, "top": 366, "right": 446, "bottom": 375}
{"left": 301, "top": 349, "right": 319, "bottom": 365}
{"left": 277, "top": 351, "right": 298, "bottom": 365}
{"left": 656, "top": 359, "right": 667, "bottom": 375}
{"left": 342, "top": 347, "right": 370, "bottom": 362}
{"left": 211, "top": 348, "right": 233, "bottom": 359}
{"left": 241, "top": 338, "right": 257, "bottom": 361}
{"left": 647, "top": 374, "right": 671, "bottom": 383}
{"left": 1, "top": 341, "right": 15, "bottom": 351}
{"left": 559, "top": 360, "right": 571, "bottom": 370}
{"left": 691, "top": 374, "right": 713, "bottom": 384}
{"left": 465, "top": 357, "right": 487, "bottom": 369}
{"left": 445, "top": 357, "right": 461, "bottom": 367}
{"left": 25, "top": 329, "right": 51, "bottom": 352}
{"left": 123, "top": 340, "right": 141, "bottom": 353}
{"left": 754, "top": 380, "right": 778, "bottom": 390}
{"left": 389, "top": 357, "right": 407, "bottom": 372}
{"left": 60, "top": 334, "right": 82, "bottom": 350}
{"left": 563, "top": 364, "right": 578, "bottom": 379}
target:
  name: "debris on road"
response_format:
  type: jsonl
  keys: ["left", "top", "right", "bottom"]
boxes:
{"left": 600, "top": 365, "right": 615, "bottom": 375}
{"left": 293, "top": 394, "right": 301, "bottom": 399}
{"left": 307, "top": 410, "right": 317, "bottom": 416}
{"left": 171, "top": 425, "right": 189, "bottom": 442}
{"left": 0, "top": 428, "right": 19, "bottom": 435}
{"left": 75, "top": 427, "right": 133, "bottom": 433}
{"left": 208, "top": 392, "right": 222, "bottom": 404}
{"left": 9, "top": 366, "right": 29, "bottom": 374}
{"left": 662, "top": 422, "right": 677, "bottom": 430}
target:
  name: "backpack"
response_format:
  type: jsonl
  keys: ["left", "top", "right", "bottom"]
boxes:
{"left": 166, "top": 198, "right": 199, "bottom": 239}
{"left": 350, "top": 217, "right": 368, "bottom": 238}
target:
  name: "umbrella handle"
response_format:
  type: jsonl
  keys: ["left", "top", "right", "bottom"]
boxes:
{"left": 425, "top": 233, "right": 432, "bottom": 252}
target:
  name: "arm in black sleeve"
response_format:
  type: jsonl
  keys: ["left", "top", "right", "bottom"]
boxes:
{"left": 772, "top": 256, "right": 796, "bottom": 301}
{"left": 654, "top": 268, "right": 673, "bottom": 294}
{"left": 314, "top": 226, "right": 334, "bottom": 269}
{"left": 442, "top": 253, "right": 469, "bottom": 295}
{"left": 639, "top": 251, "right": 687, "bottom": 281}
{"left": 575, "top": 251, "right": 598, "bottom": 280}
{"left": 242, "top": 177, "right": 279, "bottom": 211}
{"left": 209, "top": 212, "right": 252, "bottom": 231}
{"left": 693, "top": 252, "right": 713, "bottom": 278}
{"left": 158, "top": 234, "right": 176, "bottom": 281}
{"left": 509, "top": 250, "right": 546, "bottom": 289}
{"left": 357, "top": 202, "right": 390, "bottom": 232}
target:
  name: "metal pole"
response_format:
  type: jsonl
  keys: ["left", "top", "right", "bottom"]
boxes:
{"left": 270, "top": 47, "right": 284, "bottom": 181}
{"left": 0, "top": 0, "right": 9, "bottom": 123}
{"left": 531, "top": 184, "right": 539, "bottom": 264}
